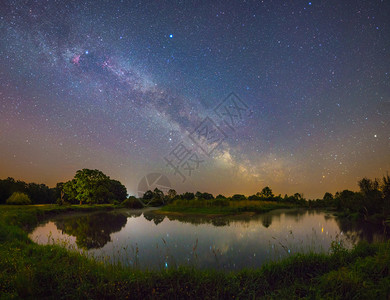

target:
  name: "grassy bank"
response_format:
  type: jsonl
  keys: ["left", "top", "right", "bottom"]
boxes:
{"left": 0, "top": 205, "right": 389, "bottom": 299}
{"left": 157, "top": 199, "right": 295, "bottom": 216}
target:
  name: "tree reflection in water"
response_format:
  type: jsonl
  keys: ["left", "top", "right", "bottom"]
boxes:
{"left": 335, "top": 217, "right": 389, "bottom": 244}
{"left": 144, "top": 213, "right": 165, "bottom": 225}
{"left": 55, "top": 212, "right": 127, "bottom": 249}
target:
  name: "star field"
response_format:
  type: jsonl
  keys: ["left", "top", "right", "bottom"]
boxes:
{"left": 0, "top": 0, "right": 389, "bottom": 198}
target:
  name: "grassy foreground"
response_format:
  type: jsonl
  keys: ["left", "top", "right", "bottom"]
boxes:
{"left": 0, "top": 205, "right": 389, "bottom": 299}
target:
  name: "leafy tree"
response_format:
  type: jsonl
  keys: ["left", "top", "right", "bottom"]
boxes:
{"left": 381, "top": 174, "right": 390, "bottom": 200}
{"left": 323, "top": 192, "right": 334, "bottom": 203}
{"left": 274, "top": 194, "right": 283, "bottom": 202}
{"left": 182, "top": 192, "right": 195, "bottom": 200}
{"left": 231, "top": 194, "right": 246, "bottom": 201}
{"left": 165, "top": 189, "right": 177, "bottom": 204}
{"left": 26, "top": 183, "right": 55, "bottom": 204}
{"left": 215, "top": 194, "right": 226, "bottom": 199}
{"left": 109, "top": 180, "right": 127, "bottom": 202}
{"left": 294, "top": 193, "right": 303, "bottom": 201}
{"left": 381, "top": 174, "right": 390, "bottom": 213}
{"left": 55, "top": 182, "right": 65, "bottom": 204}
{"left": 257, "top": 186, "right": 274, "bottom": 200}
{"left": 167, "top": 189, "right": 177, "bottom": 199}
{"left": 153, "top": 188, "right": 164, "bottom": 204}
{"left": 358, "top": 177, "right": 382, "bottom": 215}
{"left": 248, "top": 194, "right": 260, "bottom": 201}
{"left": 193, "top": 192, "right": 214, "bottom": 200}
{"left": 334, "top": 190, "right": 361, "bottom": 212}
{"left": 358, "top": 177, "right": 379, "bottom": 195}
{"left": 143, "top": 190, "right": 153, "bottom": 200}
{"left": 201, "top": 192, "right": 214, "bottom": 200}
{"left": 94, "top": 184, "right": 114, "bottom": 204}
{"left": 73, "top": 169, "right": 108, "bottom": 204}
{"left": 62, "top": 169, "right": 127, "bottom": 204}
{"left": 63, "top": 179, "right": 77, "bottom": 203}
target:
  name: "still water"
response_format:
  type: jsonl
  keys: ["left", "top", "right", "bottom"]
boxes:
{"left": 29, "top": 208, "right": 387, "bottom": 270}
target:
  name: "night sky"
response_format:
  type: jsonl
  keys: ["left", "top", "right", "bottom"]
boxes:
{"left": 0, "top": 0, "right": 389, "bottom": 198}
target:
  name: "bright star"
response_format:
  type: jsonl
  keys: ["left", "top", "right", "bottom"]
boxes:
{"left": 85, "top": 50, "right": 89, "bottom": 54}
{"left": 169, "top": 34, "right": 173, "bottom": 38}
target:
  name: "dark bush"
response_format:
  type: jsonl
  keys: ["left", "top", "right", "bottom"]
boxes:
{"left": 121, "top": 196, "right": 143, "bottom": 208}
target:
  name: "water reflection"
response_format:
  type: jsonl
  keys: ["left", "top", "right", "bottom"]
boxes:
{"left": 29, "top": 209, "right": 388, "bottom": 270}
{"left": 55, "top": 212, "right": 128, "bottom": 249}
{"left": 335, "top": 217, "right": 388, "bottom": 244}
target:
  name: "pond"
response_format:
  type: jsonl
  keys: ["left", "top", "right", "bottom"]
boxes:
{"left": 29, "top": 208, "right": 388, "bottom": 270}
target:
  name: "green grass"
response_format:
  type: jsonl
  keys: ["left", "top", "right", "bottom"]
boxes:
{"left": 0, "top": 204, "right": 389, "bottom": 299}
{"left": 158, "top": 199, "right": 295, "bottom": 216}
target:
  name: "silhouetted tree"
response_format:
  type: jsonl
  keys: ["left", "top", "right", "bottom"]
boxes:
{"left": 323, "top": 192, "right": 334, "bottom": 204}
{"left": 143, "top": 190, "right": 153, "bottom": 200}
{"left": 153, "top": 187, "right": 164, "bottom": 205}
{"left": 248, "top": 194, "right": 260, "bottom": 201}
{"left": 167, "top": 189, "right": 177, "bottom": 202}
{"left": 231, "top": 194, "right": 246, "bottom": 201}
{"left": 26, "top": 183, "right": 55, "bottom": 204}
{"left": 358, "top": 177, "right": 382, "bottom": 215}
{"left": 109, "top": 179, "right": 128, "bottom": 202}
{"left": 201, "top": 192, "right": 214, "bottom": 200}
{"left": 381, "top": 174, "right": 390, "bottom": 214}
{"left": 257, "top": 186, "right": 274, "bottom": 200}
{"left": 182, "top": 192, "right": 195, "bottom": 200}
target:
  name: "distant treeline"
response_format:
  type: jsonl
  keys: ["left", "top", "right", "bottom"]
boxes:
{"left": 1, "top": 169, "right": 389, "bottom": 221}
{"left": 0, "top": 177, "right": 58, "bottom": 205}
{"left": 308, "top": 176, "right": 390, "bottom": 221}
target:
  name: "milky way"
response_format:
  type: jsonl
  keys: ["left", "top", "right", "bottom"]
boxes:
{"left": 0, "top": 0, "right": 389, "bottom": 198}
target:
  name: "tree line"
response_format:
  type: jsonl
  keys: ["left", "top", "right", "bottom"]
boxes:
{"left": 0, "top": 169, "right": 127, "bottom": 205}
{"left": 1, "top": 169, "right": 389, "bottom": 221}
{"left": 308, "top": 175, "right": 390, "bottom": 220}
